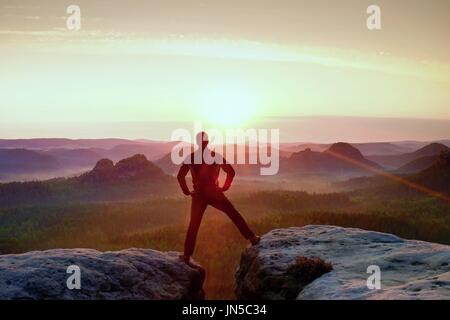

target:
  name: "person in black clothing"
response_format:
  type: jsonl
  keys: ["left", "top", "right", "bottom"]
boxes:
{"left": 177, "top": 131, "right": 260, "bottom": 265}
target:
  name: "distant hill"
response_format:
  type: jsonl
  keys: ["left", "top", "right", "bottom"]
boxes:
{"left": 155, "top": 152, "right": 180, "bottom": 175}
{"left": 279, "top": 143, "right": 330, "bottom": 154}
{"left": 280, "top": 142, "right": 413, "bottom": 156}
{"left": 0, "top": 138, "right": 141, "bottom": 150}
{"left": 0, "top": 154, "right": 177, "bottom": 206}
{"left": 2, "top": 139, "right": 447, "bottom": 181}
{"left": 368, "top": 143, "right": 449, "bottom": 170}
{"left": 415, "top": 143, "right": 450, "bottom": 157}
{"left": 0, "top": 138, "right": 176, "bottom": 160}
{"left": 281, "top": 143, "right": 381, "bottom": 177}
{"left": 103, "top": 142, "right": 178, "bottom": 162}
{"left": 156, "top": 142, "right": 384, "bottom": 177}
{"left": 392, "top": 140, "right": 450, "bottom": 151}
{"left": 0, "top": 141, "right": 179, "bottom": 182}
{"left": 0, "top": 148, "right": 104, "bottom": 182}
{"left": 335, "top": 151, "right": 450, "bottom": 198}
{"left": 409, "top": 151, "right": 450, "bottom": 192}
{"left": 43, "top": 148, "right": 103, "bottom": 167}
{"left": 351, "top": 142, "right": 412, "bottom": 156}
{"left": 0, "top": 149, "right": 61, "bottom": 174}
{"left": 396, "top": 155, "right": 439, "bottom": 174}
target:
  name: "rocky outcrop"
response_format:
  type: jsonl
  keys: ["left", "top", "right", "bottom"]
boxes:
{"left": 83, "top": 158, "right": 116, "bottom": 183}
{"left": 236, "top": 225, "right": 450, "bottom": 300}
{"left": 0, "top": 248, "right": 204, "bottom": 300}
{"left": 79, "top": 154, "right": 168, "bottom": 184}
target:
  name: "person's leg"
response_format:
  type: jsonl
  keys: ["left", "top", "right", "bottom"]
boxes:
{"left": 183, "top": 194, "right": 208, "bottom": 260}
{"left": 207, "top": 191, "right": 257, "bottom": 241}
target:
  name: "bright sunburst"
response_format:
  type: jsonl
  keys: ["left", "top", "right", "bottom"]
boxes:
{"left": 197, "top": 82, "right": 259, "bottom": 127}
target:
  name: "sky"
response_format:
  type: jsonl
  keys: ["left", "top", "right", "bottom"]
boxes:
{"left": 0, "top": 0, "right": 449, "bottom": 142}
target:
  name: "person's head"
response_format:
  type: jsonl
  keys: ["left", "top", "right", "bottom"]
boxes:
{"left": 196, "top": 131, "right": 209, "bottom": 150}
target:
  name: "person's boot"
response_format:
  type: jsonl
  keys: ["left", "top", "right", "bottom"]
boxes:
{"left": 179, "top": 254, "right": 206, "bottom": 278}
{"left": 248, "top": 235, "right": 261, "bottom": 247}
{"left": 180, "top": 254, "right": 203, "bottom": 269}
{"left": 179, "top": 254, "right": 191, "bottom": 264}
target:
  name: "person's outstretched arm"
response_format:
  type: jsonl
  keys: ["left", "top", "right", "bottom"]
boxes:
{"left": 221, "top": 161, "right": 235, "bottom": 192}
{"left": 177, "top": 164, "right": 191, "bottom": 195}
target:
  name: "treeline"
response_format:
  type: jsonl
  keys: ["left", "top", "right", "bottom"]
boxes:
{"left": 236, "top": 190, "right": 353, "bottom": 212}
{"left": 0, "top": 190, "right": 352, "bottom": 254}
{"left": 0, "top": 181, "right": 53, "bottom": 206}
{"left": 0, "top": 177, "right": 178, "bottom": 207}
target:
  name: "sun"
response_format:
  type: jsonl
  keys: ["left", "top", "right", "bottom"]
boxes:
{"left": 197, "top": 82, "right": 259, "bottom": 127}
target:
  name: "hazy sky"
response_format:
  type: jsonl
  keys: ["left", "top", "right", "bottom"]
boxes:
{"left": 0, "top": 0, "right": 449, "bottom": 141}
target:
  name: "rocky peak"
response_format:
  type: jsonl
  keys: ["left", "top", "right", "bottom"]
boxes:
{"left": 325, "top": 142, "right": 364, "bottom": 159}
{"left": 115, "top": 154, "right": 163, "bottom": 180}
{"left": 236, "top": 225, "right": 450, "bottom": 300}
{"left": 87, "top": 158, "right": 116, "bottom": 182}
{"left": 414, "top": 143, "right": 449, "bottom": 157}
{"left": 80, "top": 154, "right": 166, "bottom": 184}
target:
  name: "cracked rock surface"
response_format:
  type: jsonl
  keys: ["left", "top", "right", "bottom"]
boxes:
{"left": 236, "top": 225, "right": 450, "bottom": 300}
{"left": 0, "top": 248, "right": 204, "bottom": 300}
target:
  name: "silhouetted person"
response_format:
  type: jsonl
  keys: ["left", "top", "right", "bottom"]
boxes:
{"left": 177, "top": 132, "right": 260, "bottom": 265}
